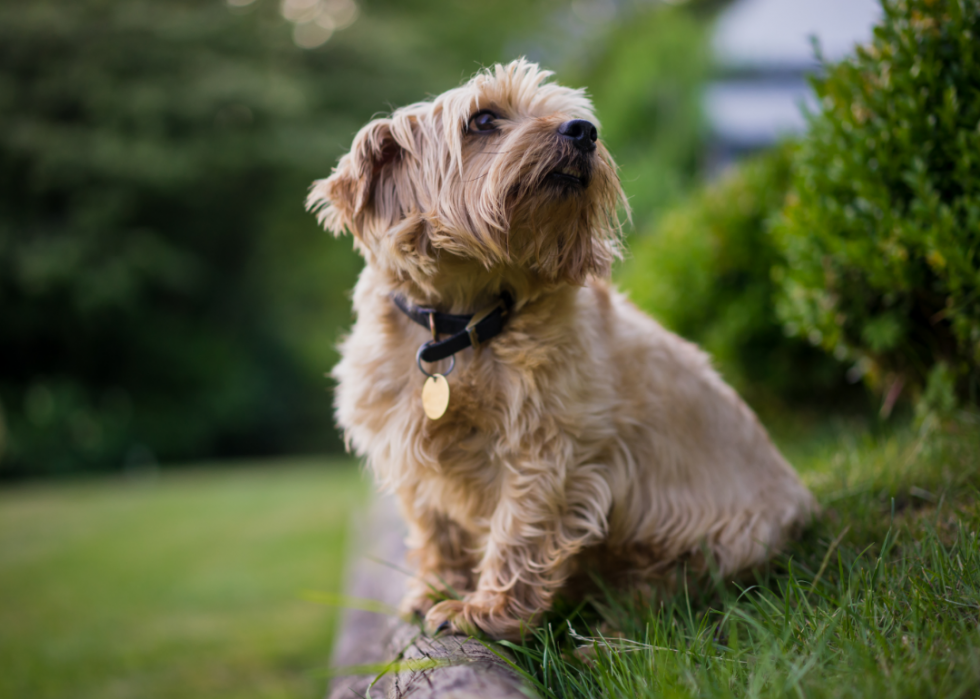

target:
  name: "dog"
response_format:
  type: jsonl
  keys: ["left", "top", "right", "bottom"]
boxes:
{"left": 308, "top": 59, "right": 817, "bottom": 641}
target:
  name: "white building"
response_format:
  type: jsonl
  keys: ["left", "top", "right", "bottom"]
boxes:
{"left": 705, "top": 0, "right": 882, "bottom": 166}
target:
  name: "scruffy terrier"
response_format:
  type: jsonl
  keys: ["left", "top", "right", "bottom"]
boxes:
{"left": 308, "top": 60, "right": 817, "bottom": 641}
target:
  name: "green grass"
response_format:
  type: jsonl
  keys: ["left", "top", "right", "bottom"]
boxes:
{"left": 496, "top": 416, "right": 980, "bottom": 698}
{"left": 0, "top": 458, "right": 367, "bottom": 699}
{"left": 5, "top": 421, "right": 980, "bottom": 699}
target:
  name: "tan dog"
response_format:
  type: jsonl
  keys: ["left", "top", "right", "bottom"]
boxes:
{"left": 308, "top": 60, "right": 816, "bottom": 641}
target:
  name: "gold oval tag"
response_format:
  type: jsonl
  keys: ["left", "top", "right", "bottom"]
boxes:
{"left": 421, "top": 374, "right": 450, "bottom": 420}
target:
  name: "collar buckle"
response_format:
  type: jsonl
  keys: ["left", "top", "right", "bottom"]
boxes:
{"left": 465, "top": 299, "right": 505, "bottom": 351}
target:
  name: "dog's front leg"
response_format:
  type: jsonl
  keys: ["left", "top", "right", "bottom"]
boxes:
{"left": 398, "top": 496, "right": 477, "bottom": 619}
{"left": 425, "top": 458, "right": 611, "bottom": 640}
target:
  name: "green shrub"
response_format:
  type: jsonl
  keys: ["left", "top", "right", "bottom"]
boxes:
{"left": 619, "top": 146, "right": 856, "bottom": 411}
{"left": 774, "top": 0, "right": 980, "bottom": 406}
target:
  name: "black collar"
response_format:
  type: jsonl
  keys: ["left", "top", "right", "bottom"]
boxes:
{"left": 392, "top": 292, "right": 513, "bottom": 363}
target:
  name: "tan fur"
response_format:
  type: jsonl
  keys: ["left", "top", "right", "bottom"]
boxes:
{"left": 308, "top": 60, "right": 817, "bottom": 641}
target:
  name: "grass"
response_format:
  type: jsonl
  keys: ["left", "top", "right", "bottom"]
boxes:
{"left": 4, "top": 418, "right": 979, "bottom": 699}
{"left": 494, "top": 414, "right": 980, "bottom": 698}
{"left": 0, "top": 457, "right": 367, "bottom": 699}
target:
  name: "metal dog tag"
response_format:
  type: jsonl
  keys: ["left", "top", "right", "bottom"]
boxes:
{"left": 421, "top": 374, "right": 450, "bottom": 420}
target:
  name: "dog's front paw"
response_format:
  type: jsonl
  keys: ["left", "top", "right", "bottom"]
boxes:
{"left": 399, "top": 589, "right": 438, "bottom": 620}
{"left": 400, "top": 570, "right": 472, "bottom": 620}
{"left": 424, "top": 595, "right": 531, "bottom": 641}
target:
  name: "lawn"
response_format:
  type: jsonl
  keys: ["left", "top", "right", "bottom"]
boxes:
{"left": 0, "top": 458, "right": 367, "bottom": 699}
{"left": 502, "top": 416, "right": 980, "bottom": 698}
{"left": 3, "top": 421, "right": 979, "bottom": 699}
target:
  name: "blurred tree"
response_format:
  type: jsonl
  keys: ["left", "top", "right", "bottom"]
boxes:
{"left": 570, "top": 3, "right": 711, "bottom": 231}
{"left": 0, "top": 0, "right": 559, "bottom": 477}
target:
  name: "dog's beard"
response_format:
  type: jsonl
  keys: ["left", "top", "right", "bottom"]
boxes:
{"left": 541, "top": 152, "right": 593, "bottom": 194}
{"left": 478, "top": 135, "right": 621, "bottom": 284}
{"left": 478, "top": 130, "right": 599, "bottom": 203}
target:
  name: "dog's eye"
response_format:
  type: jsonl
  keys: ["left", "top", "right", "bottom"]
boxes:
{"left": 468, "top": 110, "right": 499, "bottom": 133}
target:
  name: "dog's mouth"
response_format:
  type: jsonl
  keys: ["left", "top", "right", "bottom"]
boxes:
{"left": 547, "top": 163, "right": 590, "bottom": 188}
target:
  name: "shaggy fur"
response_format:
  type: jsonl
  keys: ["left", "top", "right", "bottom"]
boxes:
{"left": 308, "top": 60, "right": 817, "bottom": 641}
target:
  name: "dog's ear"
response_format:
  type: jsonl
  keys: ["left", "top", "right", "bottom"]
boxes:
{"left": 307, "top": 118, "right": 402, "bottom": 238}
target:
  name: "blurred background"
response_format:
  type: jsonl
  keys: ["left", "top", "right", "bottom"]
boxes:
{"left": 0, "top": 0, "right": 882, "bottom": 480}
{"left": 5, "top": 0, "right": 978, "bottom": 696}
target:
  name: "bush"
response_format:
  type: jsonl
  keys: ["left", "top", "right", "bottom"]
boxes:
{"left": 619, "top": 145, "right": 856, "bottom": 411}
{"left": 774, "top": 0, "right": 980, "bottom": 406}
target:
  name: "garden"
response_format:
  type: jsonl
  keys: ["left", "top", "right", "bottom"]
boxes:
{"left": 1, "top": 0, "right": 978, "bottom": 697}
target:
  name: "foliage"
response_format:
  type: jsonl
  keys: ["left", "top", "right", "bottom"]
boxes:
{"left": 571, "top": 3, "right": 710, "bottom": 229}
{"left": 0, "top": 0, "right": 558, "bottom": 477}
{"left": 502, "top": 418, "right": 980, "bottom": 698}
{"left": 774, "top": 0, "right": 980, "bottom": 407}
{"left": 619, "top": 145, "right": 857, "bottom": 411}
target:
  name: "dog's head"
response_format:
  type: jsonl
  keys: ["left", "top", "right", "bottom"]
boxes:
{"left": 308, "top": 60, "right": 627, "bottom": 294}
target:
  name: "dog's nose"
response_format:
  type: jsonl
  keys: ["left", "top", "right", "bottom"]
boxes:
{"left": 558, "top": 119, "right": 598, "bottom": 152}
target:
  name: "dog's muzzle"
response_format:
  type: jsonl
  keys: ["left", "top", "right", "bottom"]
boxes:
{"left": 547, "top": 120, "right": 597, "bottom": 188}
{"left": 558, "top": 119, "right": 598, "bottom": 153}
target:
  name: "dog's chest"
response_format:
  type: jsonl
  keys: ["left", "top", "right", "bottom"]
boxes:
{"left": 336, "top": 327, "right": 508, "bottom": 474}
{"left": 336, "top": 283, "right": 610, "bottom": 503}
